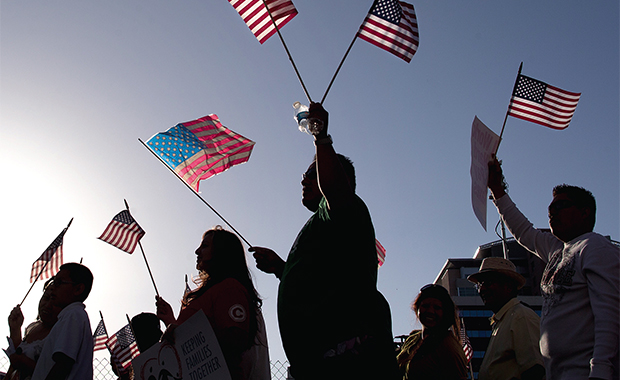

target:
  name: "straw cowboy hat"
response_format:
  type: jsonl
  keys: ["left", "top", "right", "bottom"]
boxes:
{"left": 467, "top": 257, "right": 526, "bottom": 289}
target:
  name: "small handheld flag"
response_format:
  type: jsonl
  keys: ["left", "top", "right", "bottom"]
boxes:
{"left": 107, "top": 324, "right": 139, "bottom": 369}
{"left": 93, "top": 315, "right": 109, "bottom": 352}
{"left": 30, "top": 229, "right": 66, "bottom": 283}
{"left": 145, "top": 115, "right": 255, "bottom": 193}
{"left": 507, "top": 74, "right": 580, "bottom": 130}
{"left": 229, "top": 0, "right": 298, "bottom": 44}
{"left": 357, "top": 0, "right": 419, "bottom": 63}
{"left": 98, "top": 210, "right": 145, "bottom": 254}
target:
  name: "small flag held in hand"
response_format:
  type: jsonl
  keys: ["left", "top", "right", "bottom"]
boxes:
{"left": 229, "top": 0, "right": 298, "bottom": 44}
{"left": 30, "top": 228, "right": 67, "bottom": 283}
{"left": 146, "top": 115, "right": 255, "bottom": 193}
{"left": 357, "top": 0, "right": 419, "bottom": 63}
{"left": 93, "top": 318, "right": 109, "bottom": 352}
{"left": 508, "top": 74, "right": 580, "bottom": 130}
{"left": 99, "top": 210, "right": 145, "bottom": 254}
{"left": 107, "top": 324, "right": 139, "bottom": 369}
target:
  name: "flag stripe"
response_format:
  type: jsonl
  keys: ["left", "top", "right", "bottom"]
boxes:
{"left": 376, "top": 239, "right": 386, "bottom": 267}
{"left": 357, "top": 1, "right": 419, "bottom": 63}
{"left": 229, "top": 0, "right": 298, "bottom": 44}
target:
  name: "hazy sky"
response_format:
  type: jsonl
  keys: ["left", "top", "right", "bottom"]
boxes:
{"left": 1, "top": 0, "right": 618, "bottom": 367}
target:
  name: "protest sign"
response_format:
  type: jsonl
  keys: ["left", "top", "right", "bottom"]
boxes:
{"left": 132, "top": 310, "right": 231, "bottom": 380}
{"left": 470, "top": 116, "right": 500, "bottom": 231}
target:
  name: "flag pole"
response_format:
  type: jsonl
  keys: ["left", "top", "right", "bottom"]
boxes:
{"left": 320, "top": 34, "right": 358, "bottom": 105}
{"left": 138, "top": 139, "right": 252, "bottom": 248}
{"left": 260, "top": 0, "right": 312, "bottom": 103}
{"left": 100, "top": 310, "right": 108, "bottom": 333}
{"left": 321, "top": 0, "right": 379, "bottom": 104}
{"left": 124, "top": 200, "right": 160, "bottom": 297}
{"left": 494, "top": 62, "right": 523, "bottom": 155}
{"left": 20, "top": 218, "right": 74, "bottom": 306}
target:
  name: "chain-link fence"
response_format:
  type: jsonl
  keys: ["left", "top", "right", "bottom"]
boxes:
{"left": 0, "top": 356, "right": 290, "bottom": 380}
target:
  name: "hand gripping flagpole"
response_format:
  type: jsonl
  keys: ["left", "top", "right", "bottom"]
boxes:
{"left": 20, "top": 217, "right": 74, "bottom": 306}
{"left": 138, "top": 139, "right": 252, "bottom": 248}
{"left": 124, "top": 199, "right": 160, "bottom": 297}
{"left": 494, "top": 62, "right": 523, "bottom": 155}
{"left": 260, "top": 0, "right": 312, "bottom": 103}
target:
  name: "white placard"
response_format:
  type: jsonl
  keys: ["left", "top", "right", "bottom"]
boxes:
{"left": 132, "top": 310, "right": 231, "bottom": 380}
{"left": 470, "top": 116, "right": 500, "bottom": 231}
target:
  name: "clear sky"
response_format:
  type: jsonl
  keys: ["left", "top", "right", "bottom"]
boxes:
{"left": 1, "top": 0, "right": 618, "bottom": 367}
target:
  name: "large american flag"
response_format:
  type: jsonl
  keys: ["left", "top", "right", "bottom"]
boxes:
{"left": 228, "top": 0, "right": 298, "bottom": 44}
{"left": 357, "top": 0, "right": 419, "bottom": 63}
{"left": 107, "top": 324, "right": 139, "bottom": 369}
{"left": 146, "top": 115, "right": 255, "bottom": 193}
{"left": 508, "top": 74, "right": 581, "bottom": 130}
{"left": 30, "top": 228, "right": 66, "bottom": 283}
{"left": 460, "top": 318, "right": 474, "bottom": 363}
{"left": 98, "top": 210, "right": 145, "bottom": 254}
{"left": 93, "top": 318, "right": 109, "bottom": 352}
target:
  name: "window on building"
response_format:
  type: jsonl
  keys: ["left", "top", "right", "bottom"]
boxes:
{"left": 457, "top": 287, "right": 478, "bottom": 297}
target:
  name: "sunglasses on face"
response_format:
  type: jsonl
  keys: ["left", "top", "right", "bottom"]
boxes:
{"left": 303, "top": 167, "right": 317, "bottom": 180}
{"left": 48, "top": 277, "right": 76, "bottom": 288}
{"left": 548, "top": 200, "right": 575, "bottom": 212}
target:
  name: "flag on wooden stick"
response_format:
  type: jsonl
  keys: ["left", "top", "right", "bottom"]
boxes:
{"left": 145, "top": 115, "right": 255, "bottom": 193}
{"left": 30, "top": 228, "right": 67, "bottom": 283}
{"left": 99, "top": 210, "right": 145, "bottom": 254}
{"left": 508, "top": 74, "right": 580, "bottom": 130}
{"left": 229, "top": 0, "right": 298, "bottom": 44}
{"left": 357, "top": 0, "right": 419, "bottom": 62}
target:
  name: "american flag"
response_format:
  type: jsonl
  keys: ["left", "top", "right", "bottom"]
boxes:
{"left": 228, "top": 0, "right": 298, "bottom": 44}
{"left": 93, "top": 319, "right": 109, "bottom": 352}
{"left": 30, "top": 228, "right": 67, "bottom": 283}
{"left": 508, "top": 74, "right": 581, "bottom": 130}
{"left": 146, "top": 115, "right": 255, "bottom": 193}
{"left": 107, "top": 324, "right": 139, "bottom": 369}
{"left": 357, "top": 0, "right": 419, "bottom": 63}
{"left": 376, "top": 239, "right": 386, "bottom": 268}
{"left": 460, "top": 318, "right": 473, "bottom": 363}
{"left": 98, "top": 210, "right": 145, "bottom": 254}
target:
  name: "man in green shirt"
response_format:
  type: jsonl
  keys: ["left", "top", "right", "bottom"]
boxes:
{"left": 251, "top": 103, "right": 397, "bottom": 380}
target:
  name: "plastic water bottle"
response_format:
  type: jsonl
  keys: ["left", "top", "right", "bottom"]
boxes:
{"left": 293, "top": 101, "right": 324, "bottom": 135}
{"left": 293, "top": 102, "right": 310, "bottom": 134}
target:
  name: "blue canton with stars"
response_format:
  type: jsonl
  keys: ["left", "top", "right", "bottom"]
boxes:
{"left": 513, "top": 75, "right": 547, "bottom": 103}
{"left": 147, "top": 124, "right": 204, "bottom": 170}
{"left": 371, "top": 0, "right": 402, "bottom": 24}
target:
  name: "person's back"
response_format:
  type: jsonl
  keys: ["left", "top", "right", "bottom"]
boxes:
{"left": 32, "top": 263, "right": 94, "bottom": 380}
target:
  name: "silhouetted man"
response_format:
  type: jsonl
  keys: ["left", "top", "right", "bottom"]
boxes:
{"left": 251, "top": 103, "right": 397, "bottom": 380}
{"left": 488, "top": 157, "right": 619, "bottom": 380}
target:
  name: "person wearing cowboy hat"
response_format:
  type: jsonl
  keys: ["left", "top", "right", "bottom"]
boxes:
{"left": 468, "top": 257, "right": 545, "bottom": 380}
